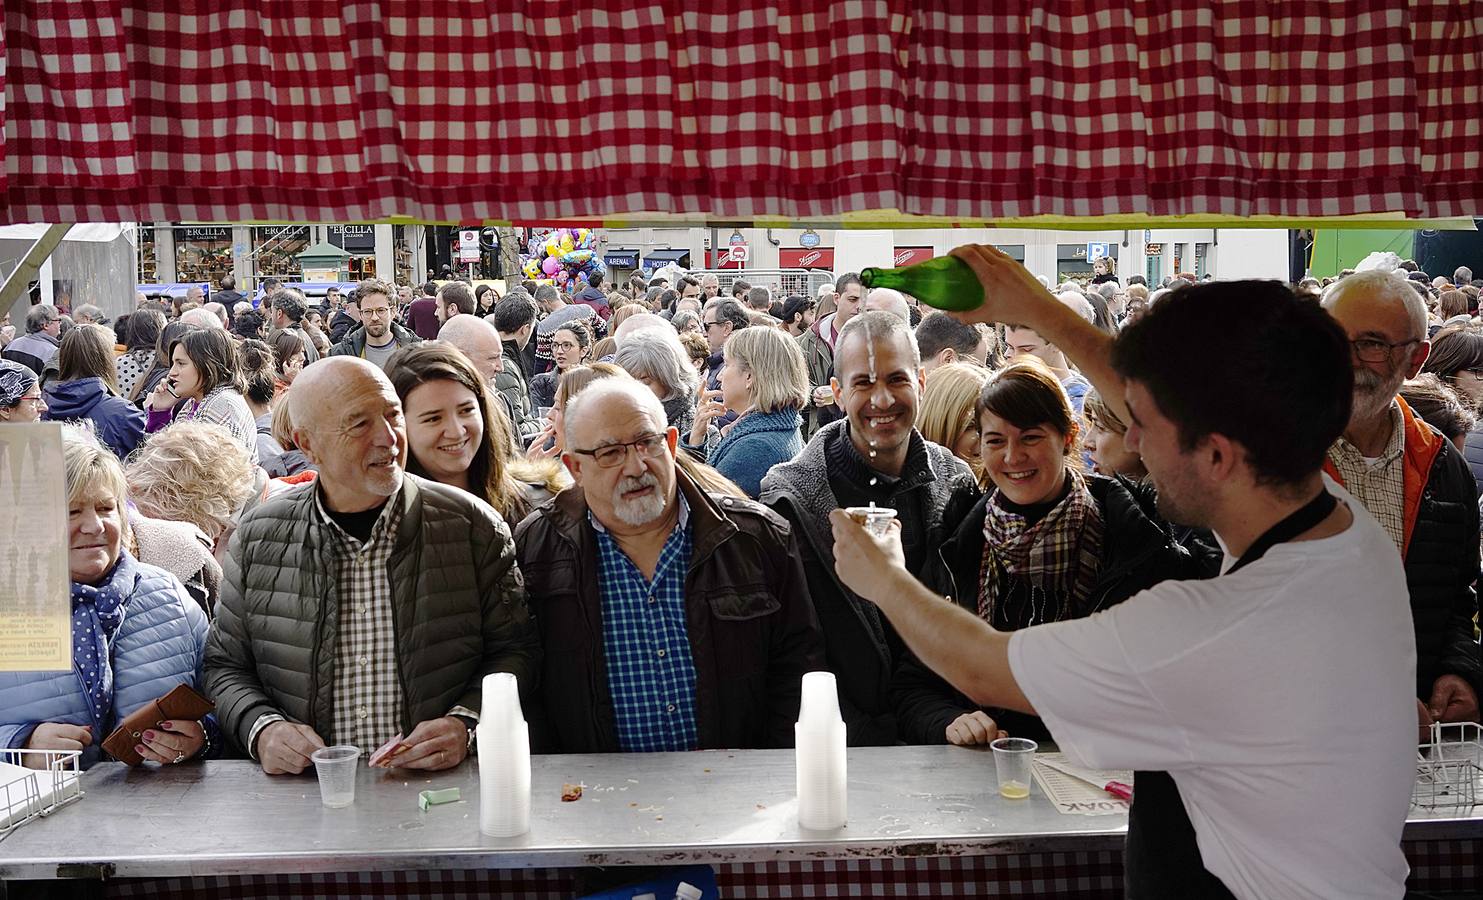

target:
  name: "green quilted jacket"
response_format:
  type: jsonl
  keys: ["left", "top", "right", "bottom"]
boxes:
{"left": 203, "top": 475, "right": 541, "bottom": 754}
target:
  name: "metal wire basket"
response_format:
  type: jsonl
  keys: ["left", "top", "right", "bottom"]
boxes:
{"left": 1413, "top": 721, "right": 1483, "bottom": 810}
{"left": 0, "top": 749, "right": 84, "bottom": 841}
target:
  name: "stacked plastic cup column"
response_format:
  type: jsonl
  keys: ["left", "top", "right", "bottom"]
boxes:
{"left": 477, "top": 672, "right": 531, "bottom": 837}
{"left": 795, "top": 671, "right": 847, "bottom": 830}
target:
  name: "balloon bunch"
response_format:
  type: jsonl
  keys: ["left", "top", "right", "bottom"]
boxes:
{"left": 521, "top": 228, "right": 605, "bottom": 288}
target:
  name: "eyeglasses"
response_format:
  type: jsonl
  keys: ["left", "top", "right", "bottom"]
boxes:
{"left": 17, "top": 392, "right": 43, "bottom": 406}
{"left": 1350, "top": 337, "right": 1419, "bottom": 363}
{"left": 1464, "top": 367, "right": 1483, "bottom": 379}
{"left": 571, "top": 432, "right": 668, "bottom": 468}
{"left": 703, "top": 320, "right": 721, "bottom": 330}
{"left": 552, "top": 341, "right": 580, "bottom": 351}
{"left": 361, "top": 307, "right": 392, "bottom": 318}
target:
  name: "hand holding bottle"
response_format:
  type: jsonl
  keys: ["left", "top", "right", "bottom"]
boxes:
{"left": 946, "top": 244, "right": 1061, "bottom": 328}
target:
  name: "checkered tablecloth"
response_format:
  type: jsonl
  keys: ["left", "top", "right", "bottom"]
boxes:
{"left": 4, "top": 1, "right": 1481, "bottom": 223}
{"left": 93, "top": 840, "right": 1478, "bottom": 899}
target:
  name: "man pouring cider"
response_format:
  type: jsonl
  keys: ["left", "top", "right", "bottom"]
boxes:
{"left": 834, "top": 245, "right": 1417, "bottom": 899}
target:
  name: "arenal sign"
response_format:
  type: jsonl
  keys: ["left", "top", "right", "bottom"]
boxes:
{"left": 780, "top": 248, "right": 836, "bottom": 269}
{"left": 893, "top": 246, "right": 934, "bottom": 266}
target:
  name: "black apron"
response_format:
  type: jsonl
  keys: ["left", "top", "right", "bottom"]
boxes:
{"left": 1124, "top": 489, "right": 1337, "bottom": 899}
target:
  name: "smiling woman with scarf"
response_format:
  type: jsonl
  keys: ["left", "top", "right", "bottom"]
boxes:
{"left": 894, "top": 358, "right": 1217, "bottom": 746}
{"left": 0, "top": 426, "right": 217, "bottom": 769}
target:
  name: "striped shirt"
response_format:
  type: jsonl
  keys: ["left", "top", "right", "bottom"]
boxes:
{"left": 591, "top": 496, "right": 699, "bottom": 752}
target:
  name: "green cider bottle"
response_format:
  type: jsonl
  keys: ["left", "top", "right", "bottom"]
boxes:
{"left": 859, "top": 256, "right": 984, "bottom": 312}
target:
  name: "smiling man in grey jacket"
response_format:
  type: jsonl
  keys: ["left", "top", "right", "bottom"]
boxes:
{"left": 204, "top": 357, "right": 540, "bottom": 774}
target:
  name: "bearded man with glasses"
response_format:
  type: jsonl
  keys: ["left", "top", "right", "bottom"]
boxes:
{"left": 1321, "top": 270, "right": 1483, "bottom": 739}
{"left": 329, "top": 279, "right": 421, "bottom": 371}
{"left": 513, "top": 376, "right": 823, "bottom": 754}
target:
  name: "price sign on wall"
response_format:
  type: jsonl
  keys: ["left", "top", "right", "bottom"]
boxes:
{"left": 458, "top": 230, "right": 481, "bottom": 263}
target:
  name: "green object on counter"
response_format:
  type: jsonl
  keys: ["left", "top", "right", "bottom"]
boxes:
{"left": 418, "top": 787, "right": 461, "bottom": 812}
{"left": 861, "top": 256, "right": 984, "bottom": 312}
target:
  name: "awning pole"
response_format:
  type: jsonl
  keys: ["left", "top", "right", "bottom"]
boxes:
{"left": 0, "top": 224, "right": 73, "bottom": 324}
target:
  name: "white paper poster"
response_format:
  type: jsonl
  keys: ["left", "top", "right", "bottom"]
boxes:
{"left": 0, "top": 424, "right": 71, "bottom": 671}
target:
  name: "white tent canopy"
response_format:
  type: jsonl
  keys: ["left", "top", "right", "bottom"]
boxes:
{"left": 0, "top": 224, "right": 138, "bottom": 322}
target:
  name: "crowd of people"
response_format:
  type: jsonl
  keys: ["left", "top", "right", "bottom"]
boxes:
{"left": 0, "top": 253, "right": 1478, "bottom": 889}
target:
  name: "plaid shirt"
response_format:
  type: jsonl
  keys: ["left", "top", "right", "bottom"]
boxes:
{"left": 318, "top": 489, "right": 406, "bottom": 754}
{"left": 1328, "top": 401, "right": 1406, "bottom": 551}
{"left": 591, "top": 495, "right": 699, "bottom": 753}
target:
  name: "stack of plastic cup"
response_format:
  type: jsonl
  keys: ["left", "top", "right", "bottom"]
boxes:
{"left": 795, "top": 671, "right": 847, "bottom": 830}
{"left": 477, "top": 672, "right": 531, "bottom": 837}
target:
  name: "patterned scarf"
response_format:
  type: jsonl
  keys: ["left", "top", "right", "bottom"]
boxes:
{"left": 71, "top": 551, "right": 136, "bottom": 729}
{"left": 978, "top": 469, "right": 1103, "bottom": 627}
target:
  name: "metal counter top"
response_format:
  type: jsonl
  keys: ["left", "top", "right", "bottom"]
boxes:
{"left": 0, "top": 745, "right": 1477, "bottom": 879}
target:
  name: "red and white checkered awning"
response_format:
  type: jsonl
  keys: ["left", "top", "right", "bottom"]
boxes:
{"left": 3, "top": 1, "right": 1480, "bottom": 224}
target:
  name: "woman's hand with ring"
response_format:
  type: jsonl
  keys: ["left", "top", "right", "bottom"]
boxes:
{"left": 137, "top": 719, "right": 205, "bottom": 765}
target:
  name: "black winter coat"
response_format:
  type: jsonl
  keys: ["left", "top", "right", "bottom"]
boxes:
{"left": 1462, "top": 423, "right": 1483, "bottom": 500}
{"left": 512, "top": 470, "right": 826, "bottom": 754}
{"left": 760, "top": 422, "right": 981, "bottom": 746}
{"left": 1392, "top": 437, "right": 1483, "bottom": 702}
{"left": 896, "top": 475, "right": 1221, "bottom": 745}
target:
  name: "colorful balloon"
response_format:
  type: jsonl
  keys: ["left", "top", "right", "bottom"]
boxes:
{"left": 555, "top": 270, "right": 570, "bottom": 285}
{"left": 541, "top": 256, "right": 560, "bottom": 276}
{"left": 561, "top": 249, "right": 594, "bottom": 266}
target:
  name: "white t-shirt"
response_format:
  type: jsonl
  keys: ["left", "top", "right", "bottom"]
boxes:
{"left": 1009, "top": 480, "right": 1416, "bottom": 900}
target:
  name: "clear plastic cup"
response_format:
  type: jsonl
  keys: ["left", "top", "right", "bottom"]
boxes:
{"left": 844, "top": 505, "right": 897, "bottom": 537}
{"left": 991, "top": 737, "right": 1036, "bottom": 800}
{"left": 311, "top": 745, "right": 360, "bottom": 808}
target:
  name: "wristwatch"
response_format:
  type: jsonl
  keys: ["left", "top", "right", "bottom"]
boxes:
{"left": 452, "top": 714, "right": 477, "bottom": 753}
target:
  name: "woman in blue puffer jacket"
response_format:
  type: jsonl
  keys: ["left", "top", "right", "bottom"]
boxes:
{"left": 684, "top": 326, "right": 807, "bottom": 498}
{"left": 41, "top": 324, "right": 146, "bottom": 459}
{"left": 0, "top": 426, "right": 216, "bottom": 769}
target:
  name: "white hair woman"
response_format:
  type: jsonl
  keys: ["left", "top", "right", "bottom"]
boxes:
{"left": 613, "top": 327, "right": 701, "bottom": 438}
{"left": 683, "top": 325, "right": 808, "bottom": 498}
{"left": 126, "top": 421, "right": 262, "bottom": 576}
{"left": 0, "top": 426, "right": 216, "bottom": 769}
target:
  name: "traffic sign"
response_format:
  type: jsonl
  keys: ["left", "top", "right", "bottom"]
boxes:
{"left": 728, "top": 245, "right": 750, "bottom": 263}
{"left": 1087, "top": 242, "right": 1110, "bottom": 262}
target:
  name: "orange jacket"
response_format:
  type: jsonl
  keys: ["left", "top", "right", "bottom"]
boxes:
{"left": 1322, "top": 397, "right": 1444, "bottom": 560}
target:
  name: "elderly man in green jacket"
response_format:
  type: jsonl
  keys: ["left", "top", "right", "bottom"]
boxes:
{"left": 204, "top": 357, "right": 541, "bottom": 775}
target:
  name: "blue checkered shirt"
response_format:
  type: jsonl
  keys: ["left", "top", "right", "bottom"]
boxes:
{"left": 591, "top": 496, "right": 699, "bottom": 752}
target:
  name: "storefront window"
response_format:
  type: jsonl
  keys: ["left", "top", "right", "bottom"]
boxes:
{"left": 174, "top": 226, "right": 232, "bottom": 288}
{"left": 329, "top": 225, "right": 378, "bottom": 280}
{"left": 251, "top": 226, "right": 310, "bottom": 284}
{"left": 393, "top": 225, "right": 415, "bottom": 287}
{"left": 1056, "top": 243, "right": 1116, "bottom": 282}
{"left": 1146, "top": 243, "right": 1163, "bottom": 284}
{"left": 136, "top": 225, "right": 158, "bottom": 284}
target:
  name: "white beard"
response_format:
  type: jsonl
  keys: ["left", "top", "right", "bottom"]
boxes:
{"left": 612, "top": 472, "right": 666, "bottom": 526}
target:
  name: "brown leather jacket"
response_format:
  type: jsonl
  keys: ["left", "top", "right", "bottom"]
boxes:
{"left": 513, "top": 469, "right": 826, "bottom": 753}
